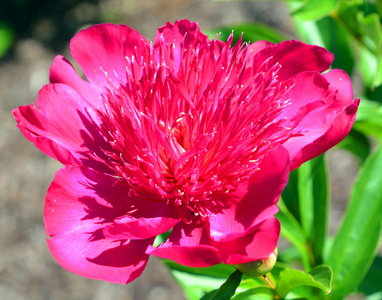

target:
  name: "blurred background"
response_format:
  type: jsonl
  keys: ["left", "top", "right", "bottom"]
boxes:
{"left": 0, "top": 1, "right": 361, "bottom": 299}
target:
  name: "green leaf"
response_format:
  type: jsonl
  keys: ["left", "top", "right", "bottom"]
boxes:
{"left": 298, "top": 155, "right": 329, "bottom": 267}
{"left": 278, "top": 155, "right": 330, "bottom": 270}
{"left": 277, "top": 198, "right": 307, "bottom": 249}
{"left": 353, "top": 99, "right": 382, "bottom": 138}
{"left": 334, "top": 0, "right": 382, "bottom": 87}
{"left": 367, "top": 292, "right": 382, "bottom": 300}
{"left": 231, "top": 286, "right": 274, "bottom": 300}
{"left": 202, "top": 269, "right": 243, "bottom": 300}
{"left": 162, "top": 261, "right": 237, "bottom": 300}
{"left": 0, "top": 22, "right": 15, "bottom": 58}
{"left": 275, "top": 265, "right": 333, "bottom": 297}
{"left": 276, "top": 199, "right": 311, "bottom": 270}
{"left": 205, "top": 22, "right": 289, "bottom": 45}
{"left": 316, "top": 16, "right": 355, "bottom": 75}
{"left": 359, "top": 256, "right": 382, "bottom": 296}
{"left": 163, "top": 260, "right": 236, "bottom": 278}
{"left": 280, "top": 168, "right": 301, "bottom": 222}
{"left": 289, "top": 18, "right": 325, "bottom": 46}
{"left": 213, "top": 0, "right": 303, "bottom": 2}
{"left": 292, "top": 0, "right": 338, "bottom": 21}
{"left": 326, "top": 143, "right": 382, "bottom": 300}
{"left": 335, "top": 129, "right": 371, "bottom": 163}
{"left": 171, "top": 269, "right": 227, "bottom": 300}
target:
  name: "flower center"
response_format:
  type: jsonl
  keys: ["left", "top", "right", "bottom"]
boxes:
{"left": 98, "top": 36, "right": 292, "bottom": 217}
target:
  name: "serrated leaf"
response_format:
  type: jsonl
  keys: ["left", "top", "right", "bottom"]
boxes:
{"left": 326, "top": 143, "right": 382, "bottom": 300}
{"left": 275, "top": 265, "right": 333, "bottom": 297}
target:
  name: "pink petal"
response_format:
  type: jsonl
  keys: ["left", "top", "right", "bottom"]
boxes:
{"left": 278, "top": 71, "right": 331, "bottom": 121}
{"left": 13, "top": 83, "right": 111, "bottom": 172}
{"left": 44, "top": 166, "right": 155, "bottom": 284}
{"left": 287, "top": 99, "right": 359, "bottom": 169}
{"left": 103, "top": 214, "right": 180, "bottom": 240}
{"left": 281, "top": 70, "right": 359, "bottom": 169}
{"left": 216, "top": 217, "right": 281, "bottom": 265}
{"left": 154, "top": 19, "right": 209, "bottom": 72}
{"left": 49, "top": 55, "right": 102, "bottom": 109}
{"left": 70, "top": 23, "right": 146, "bottom": 86}
{"left": 208, "top": 145, "right": 289, "bottom": 242}
{"left": 254, "top": 40, "right": 334, "bottom": 82}
{"left": 323, "top": 69, "right": 354, "bottom": 107}
{"left": 247, "top": 40, "right": 274, "bottom": 57}
{"left": 147, "top": 217, "right": 220, "bottom": 267}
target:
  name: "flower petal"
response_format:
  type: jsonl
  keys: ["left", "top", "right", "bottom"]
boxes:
{"left": 147, "top": 217, "right": 220, "bottom": 267}
{"left": 13, "top": 83, "right": 111, "bottom": 172}
{"left": 216, "top": 217, "right": 281, "bottom": 265}
{"left": 44, "top": 166, "right": 155, "bottom": 284}
{"left": 247, "top": 40, "right": 274, "bottom": 57}
{"left": 154, "top": 19, "right": 209, "bottom": 72}
{"left": 254, "top": 40, "right": 334, "bottom": 82}
{"left": 281, "top": 70, "right": 359, "bottom": 169}
{"left": 49, "top": 55, "right": 102, "bottom": 108}
{"left": 208, "top": 145, "right": 289, "bottom": 242}
{"left": 70, "top": 23, "right": 146, "bottom": 86}
{"left": 103, "top": 214, "right": 180, "bottom": 240}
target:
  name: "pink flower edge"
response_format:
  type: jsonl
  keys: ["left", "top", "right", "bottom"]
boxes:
{"left": 13, "top": 19, "right": 359, "bottom": 283}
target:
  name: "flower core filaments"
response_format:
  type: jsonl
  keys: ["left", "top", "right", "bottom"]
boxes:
{"left": 99, "top": 35, "right": 293, "bottom": 218}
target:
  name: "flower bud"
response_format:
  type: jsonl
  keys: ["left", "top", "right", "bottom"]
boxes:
{"left": 235, "top": 248, "right": 278, "bottom": 277}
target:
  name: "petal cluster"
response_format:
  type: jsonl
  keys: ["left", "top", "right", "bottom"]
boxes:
{"left": 13, "top": 20, "right": 359, "bottom": 284}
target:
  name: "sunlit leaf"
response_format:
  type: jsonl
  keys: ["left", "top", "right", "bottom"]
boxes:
{"left": 201, "top": 269, "right": 242, "bottom": 300}
{"left": 275, "top": 265, "right": 333, "bottom": 297}
{"left": 316, "top": 16, "right": 355, "bottom": 75}
{"left": 231, "top": 286, "right": 274, "bottom": 300}
{"left": 326, "top": 143, "right": 382, "bottom": 300}
{"left": 163, "top": 260, "right": 236, "bottom": 278}
{"left": 334, "top": 0, "right": 382, "bottom": 87}
{"left": 353, "top": 99, "right": 382, "bottom": 138}
{"left": 171, "top": 269, "right": 226, "bottom": 300}
{"left": 277, "top": 198, "right": 307, "bottom": 249}
{"left": 297, "top": 155, "right": 329, "bottom": 267}
{"left": 291, "top": 0, "right": 338, "bottom": 21}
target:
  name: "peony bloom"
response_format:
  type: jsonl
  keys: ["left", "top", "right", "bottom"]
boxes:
{"left": 13, "top": 20, "right": 359, "bottom": 284}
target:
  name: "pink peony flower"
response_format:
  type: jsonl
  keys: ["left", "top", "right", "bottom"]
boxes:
{"left": 13, "top": 20, "right": 359, "bottom": 284}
